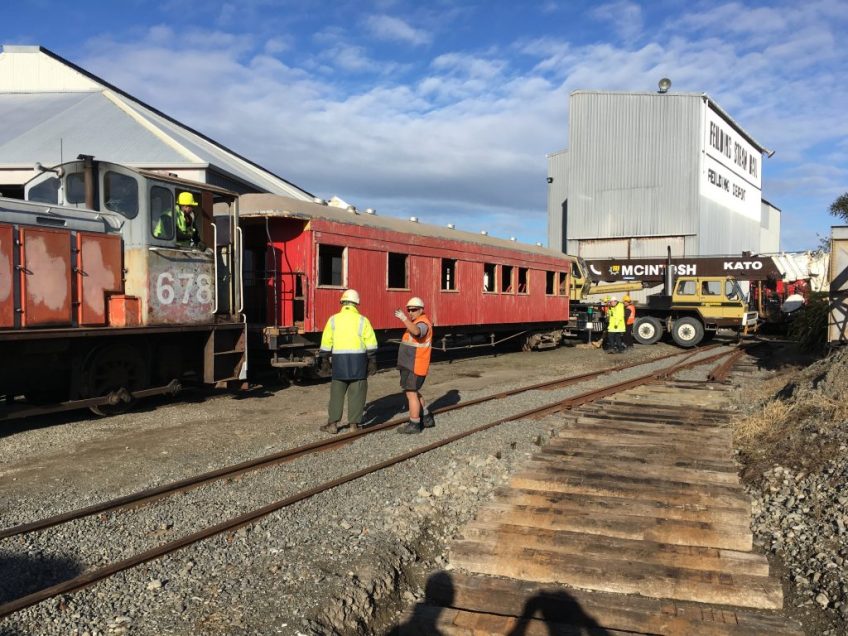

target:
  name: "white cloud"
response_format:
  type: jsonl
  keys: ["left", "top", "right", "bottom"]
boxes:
{"left": 364, "top": 14, "right": 431, "bottom": 46}
{"left": 590, "top": 1, "right": 644, "bottom": 44}
{"left": 74, "top": 1, "right": 848, "bottom": 250}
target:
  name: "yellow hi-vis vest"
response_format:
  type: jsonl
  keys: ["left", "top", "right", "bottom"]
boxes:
{"left": 319, "top": 305, "right": 378, "bottom": 380}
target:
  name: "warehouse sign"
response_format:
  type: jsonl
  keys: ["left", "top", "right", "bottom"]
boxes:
{"left": 586, "top": 256, "right": 780, "bottom": 282}
{"left": 701, "top": 106, "right": 762, "bottom": 221}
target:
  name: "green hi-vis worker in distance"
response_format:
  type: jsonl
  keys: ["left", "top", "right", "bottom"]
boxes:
{"left": 154, "top": 192, "right": 202, "bottom": 246}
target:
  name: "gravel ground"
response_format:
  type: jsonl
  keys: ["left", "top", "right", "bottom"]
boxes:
{"left": 0, "top": 340, "right": 735, "bottom": 635}
{"left": 730, "top": 346, "right": 848, "bottom": 636}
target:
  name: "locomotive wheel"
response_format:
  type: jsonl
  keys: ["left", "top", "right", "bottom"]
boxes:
{"left": 83, "top": 345, "right": 147, "bottom": 416}
{"left": 671, "top": 317, "right": 704, "bottom": 348}
{"left": 632, "top": 316, "right": 663, "bottom": 345}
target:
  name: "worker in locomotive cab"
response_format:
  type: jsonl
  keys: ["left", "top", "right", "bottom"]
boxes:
{"left": 317, "top": 289, "right": 379, "bottom": 435}
{"left": 153, "top": 191, "right": 201, "bottom": 246}
{"left": 395, "top": 297, "right": 434, "bottom": 434}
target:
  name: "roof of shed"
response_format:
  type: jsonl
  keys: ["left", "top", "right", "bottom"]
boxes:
{"left": 570, "top": 89, "right": 772, "bottom": 156}
{"left": 239, "top": 193, "right": 570, "bottom": 260}
{"left": 0, "top": 45, "right": 312, "bottom": 198}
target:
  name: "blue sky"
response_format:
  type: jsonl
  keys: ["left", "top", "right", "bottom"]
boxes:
{"left": 6, "top": 0, "right": 848, "bottom": 251}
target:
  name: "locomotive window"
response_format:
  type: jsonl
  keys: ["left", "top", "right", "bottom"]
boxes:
{"left": 501, "top": 265, "right": 514, "bottom": 294}
{"left": 150, "top": 186, "right": 175, "bottom": 240}
{"left": 66, "top": 173, "right": 86, "bottom": 204}
{"left": 518, "top": 267, "right": 529, "bottom": 294}
{"left": 483, "top": 263, "right": 496, "bottom": 293}
{"left": 441, "top": 258, "right": 457, "bottom": 291}
{"left": 104, "top": 171, "right": 139, "bottom": 219}
{"left": 28, "top": 177, "right": 59, "bottom": 204}
{"left": 318, "top": 244, "right": 345, "bottom": 287}
{"left": 387, "top": 252, "right": 408, "bottom": 289}
{"left": 545, "top": 271, "right": 555, "bottom": 295}
{"left": 558, "top": 272, "right": 568, "bottom": 296}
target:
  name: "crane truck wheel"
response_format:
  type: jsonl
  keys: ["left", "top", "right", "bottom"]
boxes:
{"left": 671, "top": 316, "right": 704, "bottom": 347}
{"left": 632, "top": 316, "right": 663, "bottom": 345}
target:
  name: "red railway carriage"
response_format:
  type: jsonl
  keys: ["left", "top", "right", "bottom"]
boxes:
{"left": 238, "top": 193, "right": 573, "bottom": 371}
{"left": 0, "top": 158, "right": 245, "bottom": 416}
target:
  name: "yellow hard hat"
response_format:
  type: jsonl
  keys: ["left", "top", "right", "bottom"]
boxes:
{"left": 177, "top": 192, "right": 199, "bottom": 207}
{"left": 406, "top": 296, "right": 424, "bottom": 309}
{"left": 340, "top": 289, "right": 360, "bottom": 304}
{"left": 603, "top": 296, "right": 611, "bottom": 302}
{"left": 623, "top": 295, "right": 631, "bottom": 302}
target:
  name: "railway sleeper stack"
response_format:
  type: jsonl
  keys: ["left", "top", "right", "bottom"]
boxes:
{"left": 394, "top": 381, "right": 802, "bottom": 635}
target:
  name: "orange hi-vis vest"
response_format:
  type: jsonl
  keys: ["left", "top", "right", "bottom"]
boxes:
{"left": 398, "top": 314, "right": 433, "bottom": 376}
{"left": 626, "top": 303, "right": 636, "bottom": 325}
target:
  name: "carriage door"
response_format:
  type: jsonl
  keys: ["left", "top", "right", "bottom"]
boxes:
{"left": 277, "top": 271, "right": 305, "bottom": 329}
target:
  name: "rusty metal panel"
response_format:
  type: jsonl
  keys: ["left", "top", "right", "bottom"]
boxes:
{"left": 0, "top": 224, "right": 14, "bottom": 328}
{"left": 20, "top": 227, "right": 73, "bottom": 327}
{"left": 147, "top": 247, "right": 216, "bottom": 325}
{"left": 77, "top": 232, "right": 123, "bottom": 325}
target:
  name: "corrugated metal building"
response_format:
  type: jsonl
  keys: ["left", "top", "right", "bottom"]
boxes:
{"left": 0, "top": 45, "right": 312, "bottom": 200}
{"left": 548, "top": 90, "right": 777, "bottom": 258}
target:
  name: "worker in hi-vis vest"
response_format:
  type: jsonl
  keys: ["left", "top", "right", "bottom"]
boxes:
{"left": 317, "top": 289, "right": 378, "bottom": 434}
{"left": 153, "top": 191, "right": 201, "bottom": 246}
{"left": 395, "top": 296, "right": 434, "bottom": 434}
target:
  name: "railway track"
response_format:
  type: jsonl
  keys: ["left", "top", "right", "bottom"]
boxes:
{"left": 0, "top": 344, "right": 746, "bottom": 621}
{"left": 391, "top": 353, "right": 804, "bottom": 635}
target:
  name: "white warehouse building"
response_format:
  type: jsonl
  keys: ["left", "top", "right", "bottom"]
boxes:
{"left": 547, "top": 89, "right": 780, "bottom": 258}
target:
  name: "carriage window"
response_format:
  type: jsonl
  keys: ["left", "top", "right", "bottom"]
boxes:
{"left": 518, "top": 268, "right": 529, "bottom": 294}
{"left": 559, "top": 272, "right": 568, "bottom": 296}
{"left": 501, "top": 265, "right": 514, "bottom": 294}
{"left": 441, "top": 258, "right": 457, "bottom": 291}
{"left": 104, "top": 171, "right": 139, "bottom": 219}
{"left": 387, "top": 252, "right": 408, "bottom": 289}
{"left": 150, "top": 186, "right": 175, "bottom": 240}
{"left": 28, "top": 177, "right": 59, "bottom": 204}
{"left": 66, "top": 173, "right": 86, "bottom": 204}
{"left": 676, "top": 280, "right": 696, "bottom": 295}
{"left": 483, "top": 263, "right": 497, "bottom": 293}
{"left": 546, "top": 271, "right": 555, "bottom": 295}
{"left": 318, "top": 244, "right": 346, "bottom": 287}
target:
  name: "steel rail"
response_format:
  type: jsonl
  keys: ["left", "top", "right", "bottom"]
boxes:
{"left": 0, "top": 346, "right": 714, "bottom": 540}
{"left": 0, "top": 345, "right": 740, "bottom": 618}
{"left": 2, "top": 347, "right": 722, "bottom": 538}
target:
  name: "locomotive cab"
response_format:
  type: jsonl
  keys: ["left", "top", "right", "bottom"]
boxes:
{"left": 0, "top": 159, "right": 246, "bottom": 415}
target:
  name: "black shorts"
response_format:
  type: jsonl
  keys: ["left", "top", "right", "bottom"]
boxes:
{"left": 399, "top": 368, "right": 426, "bottom": 391}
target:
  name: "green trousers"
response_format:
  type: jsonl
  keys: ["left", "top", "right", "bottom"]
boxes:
{"left": 328, "top": 379, "right": 367, "bottom": 425}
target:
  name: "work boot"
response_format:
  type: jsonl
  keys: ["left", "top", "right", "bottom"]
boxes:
{"left": 397, "top": 420, "right": 423, "bottom": 434}
{"left": 423, "top": 411, "right": 436, "bottom": 428}
{"left": 320, "top": 422, "right": 339, "bottom": 434}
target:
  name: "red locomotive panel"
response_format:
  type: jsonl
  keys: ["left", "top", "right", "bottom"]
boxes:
{"left": 20, "top": 227, "right": 73, "bottom": 327}
{"left": 0, "top": 224, "right": 13, "bottom": 328}
{"left": 77, "top": 232, "right": 123, "bottom": 326}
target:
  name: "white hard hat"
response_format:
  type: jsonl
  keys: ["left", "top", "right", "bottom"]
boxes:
{"left": 340, "top": 289, "right": 360, "bottom": 304}
{"left": 406, "top": 297, "right": 424, "bottom": 309}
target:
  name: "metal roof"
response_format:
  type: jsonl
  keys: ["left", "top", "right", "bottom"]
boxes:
{"left": 0, "top": 45, "right": 313, "bottom": 199}
{"left": 239, "top": 193, "right": 570, "bottom": 261}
